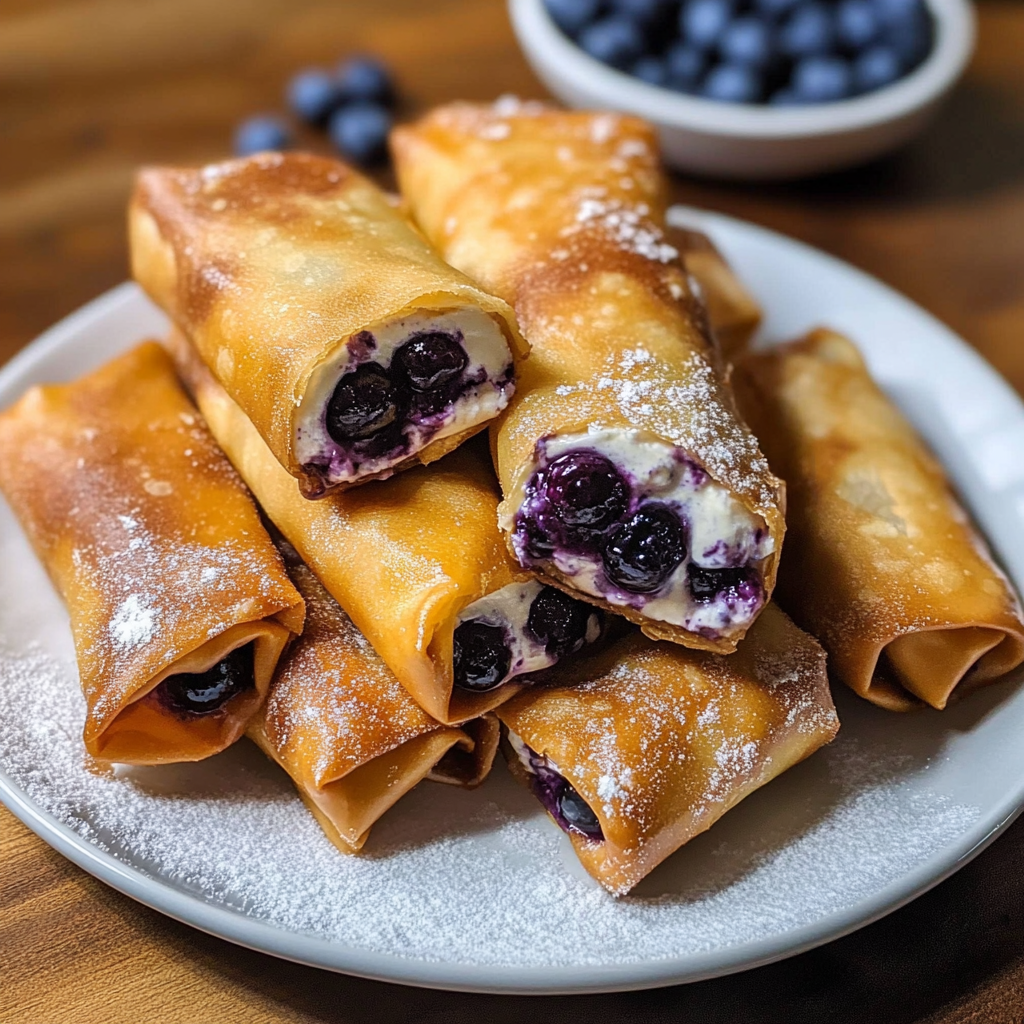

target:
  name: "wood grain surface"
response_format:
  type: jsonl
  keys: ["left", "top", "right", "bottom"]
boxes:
{"left": 2, "top": 1, "right": 1024, "bottom": 1021}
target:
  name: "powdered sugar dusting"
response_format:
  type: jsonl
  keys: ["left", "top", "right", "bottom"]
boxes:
{"left": 109, "top": 595, "right": 157, "bottom": 652}
{"left": 0, "top": 643, "right": 982, "bottom": 968}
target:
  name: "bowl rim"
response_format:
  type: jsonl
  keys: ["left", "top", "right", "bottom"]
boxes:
{"left": 509, "top": 0, "right": 976, "bottom": 139}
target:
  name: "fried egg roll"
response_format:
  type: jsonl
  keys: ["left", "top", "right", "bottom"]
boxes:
{"left": 168, "top": 330, "right": 606, "bottom": 725}
{"left": 498, "top": 603, "right": 838, "bottom": 895}
{"left": 0, "top": 343, "right": 304, "bottom": 764}
{"left": 732, "top": 329, "right": 1024, "bottom": 711}
{"left": 248, "top": 559, "right": 497, "bottom": 854}
{"left": 392, "top": 102, "right": 784, "bottom": 654}
{"left": 130, "top": 152, "right": 527, "bottom": 499}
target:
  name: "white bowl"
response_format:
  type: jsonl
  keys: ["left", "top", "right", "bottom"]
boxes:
{"left": 509, "top": 0, "right": 975, "bottom": 179}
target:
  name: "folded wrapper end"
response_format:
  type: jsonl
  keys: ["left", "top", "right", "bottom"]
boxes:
{"left": 428, "top": 714, "right": 501, "bottom": 788}
{"left": 496, "top": 603, "right": 839, "bottom": 895}
{"left": 732, "top": 328, "right": 1024, "bottom": 712}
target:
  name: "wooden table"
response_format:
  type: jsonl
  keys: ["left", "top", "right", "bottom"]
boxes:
{"left": 2, "top": 1, "right": 1023, "bottom": 1020}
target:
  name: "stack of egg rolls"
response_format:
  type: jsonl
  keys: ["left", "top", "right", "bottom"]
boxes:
{"left": 392, "top": 102, "right": 784, "bottom": 654}
{"left": 131, "top": 153, "right": 527, "bottom": 498}
{"left": 0, "top": 343, "right": 304, "bottom": 764}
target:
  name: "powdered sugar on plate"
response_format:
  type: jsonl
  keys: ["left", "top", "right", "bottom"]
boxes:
{"left": 0, "top": 642, "right": 980, "bottom": 968}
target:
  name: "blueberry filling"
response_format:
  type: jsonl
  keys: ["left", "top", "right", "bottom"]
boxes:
{"left": 518, "top": 740, "right": 604, "bottom": 841}
{"left": 688, "top": 564, "right": 762, "bottom": 605}
{"left": 392, "top": 332, "right": 468, "bottom": 392}
{"left": 157, "top": 643, "right": 255, "bottom": 717}
{"left": 544, "top": 450, "right": 629, "bottom": 535}
{"left": 325, "top": 363, "right": 402, "bottom": 443}
{"left": 526, "top": 585, "right": 596, "bottom": 659}
{"left": 602, "top": 503, "right": 687, "bottom": 594}
{"left": 453, "top": 620, "right": 512, "bottom": 692}
{"left": 558, "top": 786, "right": 602, "bottom": 836}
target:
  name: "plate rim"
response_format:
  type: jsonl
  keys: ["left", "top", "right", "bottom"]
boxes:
{"left": 3, "top": 213, "right": 1024, "bottom": 994}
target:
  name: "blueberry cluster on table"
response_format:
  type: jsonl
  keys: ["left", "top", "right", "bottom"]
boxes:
{"left": 234, "top": 56, "right": 395, "bottom": 164}
{"left": 544, "top": 0, "right": 934, "bottom": 105}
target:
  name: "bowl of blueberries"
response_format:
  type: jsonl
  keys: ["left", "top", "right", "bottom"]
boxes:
{"left": 509, "top": 0, "right": 974, "bottom": 178}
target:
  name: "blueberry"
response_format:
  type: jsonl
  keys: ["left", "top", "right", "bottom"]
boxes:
{"left": 632, "top": 55, "right": 670, "bottom": 87}
{"left": 327, "top": 103, "right": 392, "bottom": 166}
{"left": 688, "top": 564, "right": 761, "bottom": 604}
{"left": 544, "top": 0, "right": 601, "bottom": 36}
{"left": 769, "top": 87, "right": 803, "bottom": 104}
{"left": 578, "top": 16, "right": 646, "bottom": 68}
{"left": 881, "top": 7, "right": 931, "bottom": 68}
{"left": 287, "top": 68, "right": 343, "bottom": 126}
{"left": 326, "top": 363, "right": 400, "bottom": 443}
{"left": 392, "top": 332, "right": 467, "bottom": 392}
{"left": 233, "top": 116, "right": 291, "bottom": 157}
{"left": 602, "top": 504, "right": 687, "bottom": 593}
{"left": 720, "top": 17, "right": 776, "bottom": 67}
{"left": 336, "top": 56, "right": 394, "bottom": 106}
{"left": 700, "top": 62, "right": 764, "bottom": 103}
{"left": 791, "top": 55, "right": 854, "bottom": 101}
{"left": 680, "top": 0, "right": 735, "bottom": 50}
{"left": 609, "top": 0, "right": 670, "bottom": 26}
{"left": 853, "top": 45, "right": 902, "bottom": 91}
{"left": 872, "top": 0, "right": 923, "bottom": 27}
{"left": 527, "top": 586, "right": 597, "bottom": 659}
{"left": 558, "top": 784, "right": 602, "bottom": 836}
{"left": 779, "top": 4, "right": 836, "bottom": 58}
{"left": 543, "top": 451, "right": 629, "bottom": 534}
{"left": 753, "top": 0, "right": 801, "bottom": 19}
{"left": 665, "top": 42, "right": 707, "bottom": 90}
{"left": 453, "top": 621, "right": 511, "bottom": 691}
{"left": 835, "top": 0, "right": 880, "bottom": 50}
{"left": 158, "top": 644, "right": 254, "bottom": 716}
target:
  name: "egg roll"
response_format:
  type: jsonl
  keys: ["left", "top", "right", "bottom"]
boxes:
{"left": 732, "top": 329, "right": 1024, "bottom": 711}
{"left": 248, "top": 558, "right": 497, "bottom": 854}
{"left": 130, "top": 152, "right": 527, "bottom": 499}
{"left": 0, "top": 343, "right": 305, "bottom": 764}
{"left": 392, "top": 102, "right": 784, "bottom": 654}
{"left": 167, "top": 330, "right": 606, "bottom": 725}
{"left": 498, "top": 603, "right": 838, "bottom": 895}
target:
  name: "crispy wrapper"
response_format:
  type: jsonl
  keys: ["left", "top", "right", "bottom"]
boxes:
{"left": 248, "top": 559, "right": 497, "bottom": 854}
{"left": 670, "top": 226, "right": 762, "bottom": 360}
{"left": 167, "top": 329, "right": 536, "bottom": 725}
{"left": 0, "top": 343, "right": 304, "bottom": 763}
{"left": 392, "top": 103, "right": 784, "bottom": 653}
{"left": 732, "top": 329, "right": 1024, "bottom": 711}
{"left": 130, "top": 153, "right": 527, "bottom": 498}
{"left": 498, "top": 604, "right": 838, "bottom": 895}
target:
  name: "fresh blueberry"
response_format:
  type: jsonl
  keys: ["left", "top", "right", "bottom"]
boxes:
{"left": 769, "top": 87, "right": 803, "bottom": 104}
{"left": 753, "top": 0, "right": 802, "bottom": 19}
{"left": 558, "top": 785, "right": 602, "bottom": 836}
{"left": 336, "top": 55, "right": 394, "bottom": 106}
{"left": 326, "top": 363, "right": 400, "bottom": 443}
{"left": 779, "top": 3, "right": 836, "bottom": 57}
{"left": 327, "top": 102, "right": 392, "bottom": 166}
{"left": 544, "top": 0, "right": 601, "bottom": 36}
{"left": 287, "top": 68, "right": 343, "bottom": 125}
{"left": 872, "top": 0, "right": 923, "bottom": 27}
{"left": 609, "top": 0, "right": 670, "bottom": 26}
{"left": 527, "top": 586, "right": 597, "bottom": 659}
{"left": 665, "top": 42, "right": 707, "bottom": 90}
{"left": 688, "top": 564, "right": 761, "bottom": 604}
{"left": 853, "top": 45, "right": 902, "bottom": 91}
{"left": 392, "top": 333, "right": 467, "bottom": 392}
{"left": 543, "top": 451, "right": 629, "bottom": 534}
{"left": 700, "top": 62, "right": 764, "bottom": 103}
{"left": 680, "top": 0, "right": 735, "bottom": 50}
{"left": 720, "top": 17, "right": 776, "bottom": 67}
{"left": 453, "top": 621, "right": 511, "bottom": 691}
{"left": 578, "top": 16, "right": 646, "bottom": 68}
{"left": 602, "top": 504, "right": 687, "bottom": 593}
{"left": 881, "top": 7, "right": 931, "bottom": 68}
{"left": 835, "top": 0, "right": 880, "bottom": 50}
{"left": 233, "top": 116, "right": 291, "bottom": 157}
{"left": 791, "top": 55, "right": 854, "bottom": 101}
{"left": 159, "top": 644, "right": 254, "bottom": 716}
{"left": 632, "top": 55, "right": 670, "bottom": 87}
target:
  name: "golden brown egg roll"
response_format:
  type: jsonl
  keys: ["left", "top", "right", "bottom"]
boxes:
{"left": 248, "top": 558, "right": 497, "bottom": 854}
{"left": 167, "top": 330, "right": 607, "bottom": 726}
{"left": 0, "top": 343, "right": 305, "bottom": 764}
{"left": 392, "top": 102, "right": 784, "bottom": 655}
{"left": 498, "top": 603, "right": 838, "bottom": 895}
{"left": 130, "top": 152, "right": 527, "bottom": 499}
{"left": 732, "top": 328, "right": 1024, "bottom": 711}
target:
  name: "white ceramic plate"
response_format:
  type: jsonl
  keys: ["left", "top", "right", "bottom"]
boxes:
{"left": 2, "top": 210, "right": 1024, "bottom": 996}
